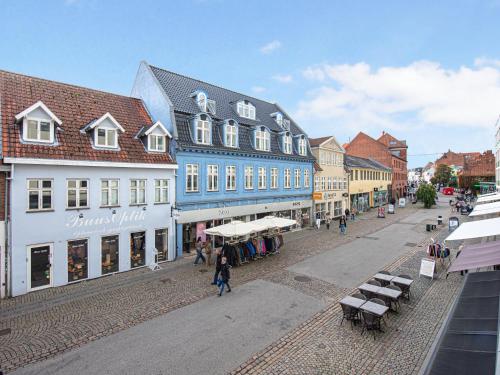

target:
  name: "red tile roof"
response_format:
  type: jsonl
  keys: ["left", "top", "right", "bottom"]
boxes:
{"left": 0, "top": 70, "right": 174, "bottom": 165}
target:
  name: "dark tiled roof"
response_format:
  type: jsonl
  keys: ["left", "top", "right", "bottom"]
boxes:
{"left": 344, "top": 155, "right": 391, "bottom": 171}
{"left": 309, "top": 136, "right": 332, "bottom": 147}
{"left": 149, "top": 65, "right": 306, "bottom": 136}
{"left": 0, "top": 70, "right": 174, "bottom": 164}
{"left": 175, "top": 113, "right": 313, "bottom": 160}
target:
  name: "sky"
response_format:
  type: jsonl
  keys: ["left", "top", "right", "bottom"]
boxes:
{"left": 1, "top": 0, "right": 500, "bottom": 168}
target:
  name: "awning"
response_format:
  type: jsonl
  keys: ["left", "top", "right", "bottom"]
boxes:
{"left": 204, "top": 216, "right": 297, "bottom": 238}
{"left": 477, "top": 193, "right": 500, "bottom": 204}
{"left": 448, "top": 240, "right": 500, "bottom": 273}
{"left": 469, "top": 202, "right": 500, "bottom": 217}
{"left": 445, "top": 217, "right": 500, "bottom": 242}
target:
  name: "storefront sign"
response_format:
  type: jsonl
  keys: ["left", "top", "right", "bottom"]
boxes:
{"left": 65, "top": 210, "right": 146, "bottom": 236}
{"left": 419, "top": 259, "right": 435, "bottom": 279}
{"left": 177, "top": 199, "right": 312, "bottom": 224}
{"left": 312, "top": 192, "right": 323, "bottom": 201}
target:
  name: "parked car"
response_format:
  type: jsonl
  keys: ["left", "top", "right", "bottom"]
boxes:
{"left": 442, "top": 187, "right": 454, "bottom": 195}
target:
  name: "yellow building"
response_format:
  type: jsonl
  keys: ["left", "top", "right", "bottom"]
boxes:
{"left": 310, "top": 136, "right": 349, "bottom": 219}
{"left": 345, "top": 155, "right": 392, "bottom": 212}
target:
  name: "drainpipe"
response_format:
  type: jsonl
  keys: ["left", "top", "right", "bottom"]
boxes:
{"left": 3, "top": 164, "right": 13, "bottom": 298}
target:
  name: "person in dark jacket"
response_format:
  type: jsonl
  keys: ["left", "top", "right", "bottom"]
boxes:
{"left": 194, "top": 237, "right": 206, "bottom": 265}
{"left": 344, "top": 208, "right": 350, "bottom": 220}
{"left": 217, "top": 257, "right": 231, "bottom": 296}
{"left": 211, "top": 248, "right": 222, "bottom": 285}
{"left": 339, "top": 215, "right": 347, "bottom": 235}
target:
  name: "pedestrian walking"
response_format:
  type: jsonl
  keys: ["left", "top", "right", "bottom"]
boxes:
{"left": 326, "top": 216, "right": 331, "bottom": 230}
{"left": 217, "top": 256, "right": 231, "bottom": 296}
{"left": 350, "top": 207, "right": 356, "bottom": 221}
{"left": 344, "top": 208, "right": 350, "bottom": 220}
{"left": 315, "top": 212, "right": 321, "bottom": 230}
{"left": 211, "top": 248, "right": 222, "bottom": 285}
{"left": 339, "top": 215, "right": 347, "bottom": 235}
{"left": 204, "top": 239, "right": 212, "bottom": 266}
{"left": 194, "top": 237, "right": 206, "bottom": 265}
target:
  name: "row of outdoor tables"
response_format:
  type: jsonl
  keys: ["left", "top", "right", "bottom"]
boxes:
{"left": 358, "top": 283, "right": 402, "bottom": 300}
{"left": 339, "top": 295, "right": 389, "bottom": 317}
{"left": 374, "top": 273, "right": 413, "bottom": 286}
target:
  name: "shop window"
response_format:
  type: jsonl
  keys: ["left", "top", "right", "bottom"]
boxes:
{"left": 155, "top": 179, "right": 169, "bottom": 203}
{"left": 67, "top": 239, "right": 88, "bottom": 282}
{"left": 334, "top": 201, "right": 342, "bottom": 217}
{"left": 130, "top": 231, "right": 145, "bottom": 268}
{"left": 101, "top": 179, "right": 119, "bottom": 207}
{"left": 101, "top": 235, "right": 119, "bottom": 274}
{"left": 27, "top": 179, "right": 53, "bottom": 211}
{"left": 155, "top": 228, "right": 168, "bottom": 262}
{"left": 130, "top": 179, "right": 146, "bottom": 205}
{"left": 67, "top": 179, "right": 89, "bottom": 209}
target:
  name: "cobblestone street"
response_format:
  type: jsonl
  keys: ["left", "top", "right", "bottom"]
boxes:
{"left": 0, "top": 200, "right": 462, "bottom": 375}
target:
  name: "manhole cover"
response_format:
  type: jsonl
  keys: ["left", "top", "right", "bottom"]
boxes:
{"left": 294, "top": 275, "right": 311, "bottom": 282}
{"left": 199, "top": 269, "right": 208, "bottom": 273}
{"left": 405, "top": 242, "right": 418, "bottom": 247}
{"left": 0, "top": 328, "right": 11, "bottom": 337}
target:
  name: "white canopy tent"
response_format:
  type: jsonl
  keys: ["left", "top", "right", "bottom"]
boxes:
{"left": 469, "top": 201, "right": 500, "bottom": 217}
{"left": 204, "top": 216, "right": 297, "bottom": 238}
{"left": 444, "top": 216, "right": 500, "bottom": 242}
{"left": 476, "top": 193, "right": 500, "bottom": 204}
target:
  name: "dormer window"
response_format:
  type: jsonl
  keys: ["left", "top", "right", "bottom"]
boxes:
{"left": 255, "top": 127, "right": 270, "bottom": 151}
{"left": 81, "top": 112, "right": 124, "bottom": 150}
{"left": 15, "top": 101, "right": 62, "bottom": 144}
{"left": 237, "top": 100, "right": 256, "bottom": 120}
{"left": 224, "top": 120, "right": 238, "bottom": 148}
{"left": 96, "top": 128, "right": 117, "bottom": 148}
{"left": 138, "top": 121, "right": 171, "bottom": 153}
{"left": 197, "top": 92, "right": 207, "bottom": 112}
{"left": 195, "top": 114, "right": 211, "bottom": 145}
{"left": 298, "top": 136, "right": 307, "bottom": 156}
{"left": 283, "top": 133, "right": 292, "bottom": 154}
{"left": 149, "top": 134, "right": 165, "bottom": 152}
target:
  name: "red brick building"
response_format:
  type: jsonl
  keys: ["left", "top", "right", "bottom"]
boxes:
{"left": 434, "top": 150, "right": 480, "bottom": 169}
{"left": 345, "top": 131, "right": 408, "bottom": 199}
{"left": 458, "top": 150, "right": 496, "bottom": 188}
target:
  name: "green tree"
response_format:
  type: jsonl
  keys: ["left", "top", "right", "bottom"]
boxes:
{"left": 416, "top": 183, "right": 437, "bottom": 208}
{"left": 434, "top": 164, "right": 452, "bottom": 185}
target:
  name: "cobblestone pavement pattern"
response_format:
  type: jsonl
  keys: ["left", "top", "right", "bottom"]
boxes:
{"left": 0, "top": 197, "right": 461, "bottom": 374}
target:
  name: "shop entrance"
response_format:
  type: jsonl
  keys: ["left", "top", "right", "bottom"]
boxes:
{"left": 27, "top": 243, "right": 52, "bottom": 291}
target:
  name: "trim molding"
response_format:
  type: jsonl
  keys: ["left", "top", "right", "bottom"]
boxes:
{"left": 4, "top": 157, "right": 178, "bottom": 170}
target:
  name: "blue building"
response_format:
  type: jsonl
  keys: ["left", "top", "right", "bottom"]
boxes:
{"left": 132, "top": 62, "right": 315, "bottom": 256}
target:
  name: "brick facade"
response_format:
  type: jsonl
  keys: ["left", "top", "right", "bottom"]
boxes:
{"left": 435, "top": 150, "right": 480, "bottom": 168}
{"left": 345, "top": 132, "right": 408, "bottom": 199}
{"left": 458, "top": 150, "right": 496, "bottom": 188}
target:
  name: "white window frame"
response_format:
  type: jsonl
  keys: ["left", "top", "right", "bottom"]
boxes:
{"left": 197, "top": 92, "right": 207, "bottom": 112}
{"left": 245, "top": 166, "right": 254, "bottom": 190}
{"left": 207, "top": 165, "right": 219, "bottom": 192}
{"left": 298, "top": 137, "right": 307, "bottom": 156}
{"left": 225, "top": 124, "right": 238, "bottom": 148}
{"left": 24, "top": 118, "right": 53, "bottom": 143}
{"left": 315, "top": 176, "right": 320, "bottom": 191}
{"left": 130, "top": 179, "right": 147, "bottom": 205}
{"left": 154, "top": 179, "right": 169, "bottom": 204}
{"left": 328, "top": 177, "right": 333, "bottom": 190}
{"left": 186, "top": 164, "right": 199, "bottom": 192}
{"left": 321, "top": 176, "right": 326, "bottom": 191}
{"left": 66, "top": 179, "right": 89, "bottom": 209}
{"left": 101, "top": 179, "right": 120, "bottom": 207}
{"left": 237, "top": 101, "right": 256, "bottom": 120}
{"left": 283, "top": 134, "right": 292, "bottom": 154}
{"left": 196, "top": 119, "right": 210, "bottom": 145}
{"left": 304, "top": 169, "right": 310, "bottom": 188}
{"left": 271, "top": 168, "right": 278, "bottom": 189}
{"left": 294, "top": 169, "right": 301, "bottom": 188}
{"left": 284, "top": 168, "right": 291, "bottom": 189}
{"left": 148, "top": 134, "right": 166, "bottom": 152}
{"left": 258, "top": 167, "right": 267, "bottom": 189}
{"left": 27, "top": 179, "right": 53, "bottom": 211}
{"left": 275, "top": 113, "right": 283, "bottom": 126}
{"left": 95, "top": 127, "right": 118, "bottom": 148}
{"left": 256, "top": 129, "right": 270, "bottom": 151}
{"left": 226, "top": 165, "right": 236, "bottom": 191}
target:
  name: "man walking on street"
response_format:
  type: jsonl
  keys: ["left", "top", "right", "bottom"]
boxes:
{"left": 315, "top": 212, "right": 321, "bottom": 230}
{"left": 339, "top": 215, "right": 347, "bottom": 235}
{"left": 194, "top": 237, "right": 206, "bottom": 265}
{"left": 217, "top": 257, "right": 231, "bottom": 296}
{"left": 345, "top": 208, "right": 350, "bottom": 220}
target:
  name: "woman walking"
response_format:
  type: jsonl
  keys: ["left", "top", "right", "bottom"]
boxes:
{"left": 339, "top": 215, "right": 347, "bottom": 235}
{"left": 194, "top": 237, "right": 206, "bottom": 265}
{"left": 217, "top": 257, "right": 231, "bottom": 296}
{"left": 326, "top": 215, "right": 331, "bottom": 230}
{"left": 211, "top": 248, "right": 222, "bottom": 285}
{"left": 204, "top": 239, "right": 212, "bottom": 266}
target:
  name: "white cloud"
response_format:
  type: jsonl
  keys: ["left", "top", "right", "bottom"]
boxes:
{"left": 272, "top": 74, "right": 293, "bottom": 83}
{"left": 252, "top": 86, "right": 266, "bottom": 93}
{"left": 260, "top": 40, "right": 281, "bottom": 54}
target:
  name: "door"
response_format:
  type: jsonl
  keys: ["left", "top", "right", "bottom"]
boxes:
{"left": 27, "top": 244, "right": 52, "bottom": 291}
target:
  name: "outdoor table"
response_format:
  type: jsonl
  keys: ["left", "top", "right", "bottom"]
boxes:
{"left": 361, "top": 301, "right": 389, "bottom": 317}
{"left": 374, "top": 273, "right": 395, "bottom": 282}
{"left": 377, "top": 287, "right": 402, "bottom": 299}
{"left": 339, "top": 296, "right": 366, "bottom": 309}
{"left": 358, "top": 283, "right": 381, "bottom": 294}
{"left": 392, "top": 277, "right": 413, "bottom": 286}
